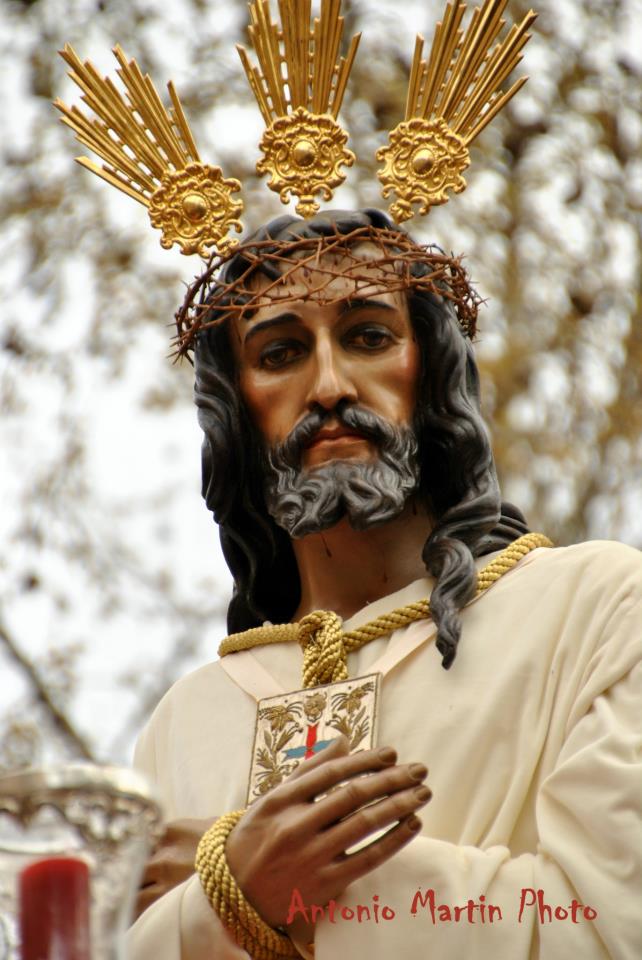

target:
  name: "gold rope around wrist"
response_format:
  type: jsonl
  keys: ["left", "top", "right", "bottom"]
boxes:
{"left": 195, "top": 810, "right": 299, "bottom": 960}
{"left": 219, "top": 532, "right": 553, "bottom": 687}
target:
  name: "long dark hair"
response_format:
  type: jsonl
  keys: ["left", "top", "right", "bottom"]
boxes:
{"left": 194, "top": 208, "right": 529, "bottom": 668}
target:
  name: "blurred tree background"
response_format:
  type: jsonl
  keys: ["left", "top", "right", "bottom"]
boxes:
{"left": 1, "top": 0, "right": 640, "bottom": 771}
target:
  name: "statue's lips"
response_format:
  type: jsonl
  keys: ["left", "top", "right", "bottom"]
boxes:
{"left": 305, "top": 429, "right": 368, "bottom": 449}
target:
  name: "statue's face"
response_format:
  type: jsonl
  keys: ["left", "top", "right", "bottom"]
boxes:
{"left": 230, "top": 249, "right": 420, "bottom": 468}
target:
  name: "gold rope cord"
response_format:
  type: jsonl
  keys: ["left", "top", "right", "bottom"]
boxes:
{"left": 219, "top": 532, "right": 553, "bottom": 686}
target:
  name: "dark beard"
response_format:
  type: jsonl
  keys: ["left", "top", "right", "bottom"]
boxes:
{"left": 263, "top": 403, "right": 419, "bottom": 539}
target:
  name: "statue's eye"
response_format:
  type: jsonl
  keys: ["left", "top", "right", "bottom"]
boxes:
{"left": 347, "top": 326, "right": 393, "bottom": 349}
{"left": 259, "top": 341, "right": 303, "bottom": 368}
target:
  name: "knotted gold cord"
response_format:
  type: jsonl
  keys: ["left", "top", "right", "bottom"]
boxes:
{"left": 219, "top": 533, "right": 553, "bottom": 687}
{"left": 298, "top": 609, "right": 346, "bottom": 687}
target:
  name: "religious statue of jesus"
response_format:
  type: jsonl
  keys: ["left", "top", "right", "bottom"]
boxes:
{"left": 54, "top": 1, "right": 641, "bottom": 956}
{"left": 126, "top": 208, "right": 642, "bottom": 960}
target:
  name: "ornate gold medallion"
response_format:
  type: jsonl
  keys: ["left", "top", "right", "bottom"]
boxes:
{"left": 56, "top": 1, "right": 538, "bottom": 272}
{"left": 257, "top": 107, "right": 355, "bottom": 219}
{"left": 238, "top": 0, "right": 361, "bottom": 219}
{"left": 149, "top": 164, "right": 243, "bottom": 257}
{"left": 54, "top": 45, "right": 244, "bottom": 257}
{"left": 377, "top": 117, "right": 470, "bottom": 222}
{"left": 378, "top": 0, "right": 537, "bottom": 223}
{"left": 247, "top": 673, "right": 380, "bottom": 804}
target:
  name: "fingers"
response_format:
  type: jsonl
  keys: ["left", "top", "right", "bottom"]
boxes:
{"left": 285, "top": 745, "right": 402, "bottom": 804}
{"left": 136, "top": 866, "right": 179, "bottom": 923}
{"left": 135, "top": 844, "right": 199, "bottom": 922}
{"left": 334, "top": 813, "right": 424, "bottom": 887}
{"left": 141, "top": 819, "right": 210, "bottom": 890}
{"left": 159, "top": 818, "right": 213, "bottom": 842}
{"left": 308, "top": 761, "right": 428, "bottom": 829}
{"left": 325, "top": 783, "right": 431, "bottom": 855}
{"left": 141, "top": 853, "right": 192, "bottom": 891}
{"left": 134, "top": 817, "right": 220, "bottom": 923}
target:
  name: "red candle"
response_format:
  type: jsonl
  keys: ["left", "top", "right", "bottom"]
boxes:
{"left": 19, "top": 857, "right": 91, "bottom": 960}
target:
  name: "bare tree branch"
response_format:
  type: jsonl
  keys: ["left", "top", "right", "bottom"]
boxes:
{"left": 0, "top": 618, "right": 96, "bottom": 762}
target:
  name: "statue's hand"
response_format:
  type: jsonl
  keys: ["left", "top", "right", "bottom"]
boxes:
{"left": 134, "top": 817, "right": 214, "bottom": 921}
{"left": 225, "top": 735, "right": 431, "bottom": 941}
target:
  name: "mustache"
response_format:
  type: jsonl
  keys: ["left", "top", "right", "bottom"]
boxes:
{"left": 263, "top": 404, "right": 420, "bottom": 538}
{"left": 272, "top": 402, "right": 406, "bottom": 469}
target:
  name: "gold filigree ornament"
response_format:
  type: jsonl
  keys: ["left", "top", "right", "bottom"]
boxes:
{"left": 238, "top": 0, "right": 361, "bottom": 218}
{"left": 255, "top": 107, "right": 352, "bottom": 219}
{"left": 378, "top": 117, "right": 471, "bottom": 222}
{"left": 377, "top": 0, "right": 537, "bottom": 223}
{"left": 148, "top": 164, "right": 242, "bottom": 257}
{"left": 54, "top": 45, "right": 243, "bottom": 257}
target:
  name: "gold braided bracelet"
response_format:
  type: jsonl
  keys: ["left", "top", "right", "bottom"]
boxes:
{"left": 195, "top": 810, "right": 299, "bottom": 960}
{"left": 219, "top": 532, "right": 554, "bottom": 687}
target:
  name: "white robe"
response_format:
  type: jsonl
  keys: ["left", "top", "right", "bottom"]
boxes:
{"left": 127, "top": 541, "right": 642, "bottom": 959}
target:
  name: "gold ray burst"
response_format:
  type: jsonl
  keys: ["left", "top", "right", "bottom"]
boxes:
{"left": 54, "top": 45, "right": 243, "bottom": 256}
{"left": 238, "top": 0, "right": 361, "bottom": 217}
{"left": 377, "top": 0, "right": 537, "bottom": 223}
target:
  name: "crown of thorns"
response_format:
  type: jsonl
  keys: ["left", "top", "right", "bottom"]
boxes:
{"left": 173, "top": 225, "right": 481, "bottom": 359}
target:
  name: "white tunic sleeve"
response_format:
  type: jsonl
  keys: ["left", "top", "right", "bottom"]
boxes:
{"left": 314, "top": 569, "right": 642, "bottom": 960}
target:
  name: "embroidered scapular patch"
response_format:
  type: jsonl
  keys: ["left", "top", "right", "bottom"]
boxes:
{"left": 247, "top": 673, "right": 381, "bottom": 804}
